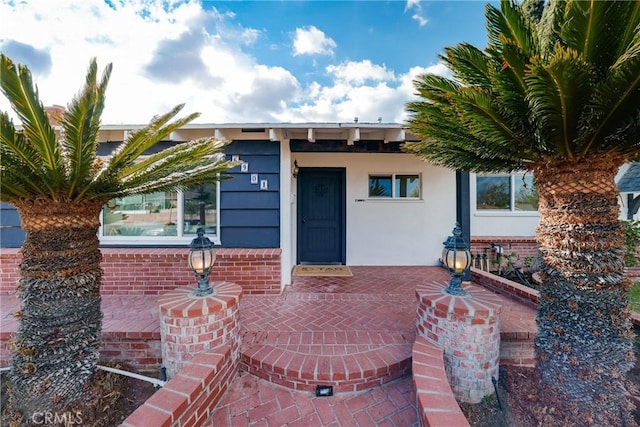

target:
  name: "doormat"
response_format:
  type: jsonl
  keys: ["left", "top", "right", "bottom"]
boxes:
{"left": 292, "top": 265, "right": 353, "bottom": 277}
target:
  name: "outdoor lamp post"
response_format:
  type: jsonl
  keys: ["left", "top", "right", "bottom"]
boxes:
{"left": 441, "top": 222, "right": 471, "bottom": 296}
{"left": 188, "top": 228, "right": 216, "bottom": 296}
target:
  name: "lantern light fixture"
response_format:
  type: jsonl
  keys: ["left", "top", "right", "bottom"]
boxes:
{"left": 292, "top": 160, "right": 299, "bottom": 178}
{"left": 188, "top": 228, "right": 216, "bottom": 297}
{"left": 441, "top": 222, "right": 471, "bottom": 296}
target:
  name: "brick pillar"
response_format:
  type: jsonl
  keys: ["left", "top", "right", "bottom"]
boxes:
{"left": 159, "top": 281, "right": 243, "bottom": 378}
{"left": 416, "top": 281, "right": 502, "bottom": 403}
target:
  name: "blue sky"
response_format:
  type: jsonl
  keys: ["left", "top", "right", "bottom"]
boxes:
{"left": 0, "top": 0, "right": 490, "bottom": 124}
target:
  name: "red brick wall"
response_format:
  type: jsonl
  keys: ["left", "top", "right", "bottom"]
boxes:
{"left": 99, "top": 332, "right": 162, "bottom": 372}
{"left": 471, "top": 236, "right": 539, "bottom": 273}
{"left": 0, "top": 248, "right": 281, "bottom": 295}
{"left": 122, "top": 345, "right": 235, "bottom": 427}
{"left": 471, "top": 268, "right": 539, "bottom": 309}
{"left": 0, "top": 249, "right": 20, "bottom": 294}
{"left": 1, "top": 331, "right": 162, "bottom": 370}
{"left": 412, "top": 337, "right": 470, "bottom": 427}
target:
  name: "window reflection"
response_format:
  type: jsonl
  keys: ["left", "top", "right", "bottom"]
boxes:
{"left": 103, "top": 192, "right": 178, "bottom": 236}
{"left": 183, "top": 183, "right": 217, "bottom": 235}
{"left": 477, "top": 176, "right": 510, "bottom": 210}
{"left": 369, "top": 175, "right": 392, "bottom": 197}
{"left": 102, "top": 182, "right": 218, "bottom": 238}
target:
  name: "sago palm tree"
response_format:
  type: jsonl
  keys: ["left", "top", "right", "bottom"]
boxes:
{"left": 406, "top": 0, "right": 640, "bottom": 425}
{"left": 0, "top": 54, "right": 238, "bottom": 421}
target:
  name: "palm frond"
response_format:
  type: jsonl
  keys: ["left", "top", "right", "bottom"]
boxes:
{"left": 486, "top": 1, "right": 535, "bottom": 56}
{"left": 537, "top": 0, "right": 564, "bottom": 58}
{"left": 0, "top": 54, "right": 64, "bottom": 190}
{"left": 616, "top": 3, "right": 640, "bottom": 61}
{"left": 453, "top": 87, "right": 536, "bottom": 160}
{"left": 101, "top": 104, "right": 198, "bottom": 178}
{"left": 579, "top": 50, "right": 640, "bottom": 156}
{"left": 406, "top": 93, "right": 529, "bottom": 172}
{"left": 61, "top": 58, "right": 113, "bottom": 197}
{"left": 411, "top": 73, "right": 460, "bottom": 105}
{"left": 0, "top": 112, "right": 55, "bottom": 200}
{"left": 525, "top": 46, "right": 592, "bottom": 159}
{"left": 97, "top": 138, "right": 239, "bottom": 198}
{"left": 560, "top": 1, "right": 633, "bottom": 75}
{"left": 520, "top": 0, "right": 544, "bottom": 23}
{"left": 441, "top": 43, "right": 491, "bottom": 88}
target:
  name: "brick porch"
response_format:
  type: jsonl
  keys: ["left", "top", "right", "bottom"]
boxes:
{"left": 0, "top": 266, "right": 538, "bottom": 426}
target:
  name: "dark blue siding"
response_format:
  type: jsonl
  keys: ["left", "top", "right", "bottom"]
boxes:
{"left": 0, "top": 140, "right": 281, "bottom": 249}
{"left": 0, "top": 203, "right": 25, "bottom": 247}
{"left": 220, "top": 228, "right": 280, "bottom": 248}
{"left": 221, "top": 210, "right": 279, "bottom": 227}
{"left": 220, "top": 140, "right": 280, "bottom": 248}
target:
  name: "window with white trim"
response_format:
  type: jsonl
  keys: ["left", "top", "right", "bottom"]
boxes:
{"left": 476, "top": 174, "right": 538, "bottom": 211}
{"left": 100, "top": 182, "right": 219, "bottom": 241}
{"left": 368, "top": 174, "right": 421, "bottom": 199}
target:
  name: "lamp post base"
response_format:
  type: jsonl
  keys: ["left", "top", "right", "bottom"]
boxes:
{"left": 159, "top": 281, "right": 243, "bottom": 379}
{"left": 444, "top": 276, "right": 467, "bottom": 296}
{"left": 193, "top": 277, "right": 215, "bottom": 297}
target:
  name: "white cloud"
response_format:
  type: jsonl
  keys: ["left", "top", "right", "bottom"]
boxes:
{"left": 292, "top": 26, "right": 336, "bottom": 57}
{"left": 326, "top": 60, "right": 395, "bottom": 85}
{"left": 405, "top": 0, "right": 428, "bottom": 27}
{"left": 0, "top": 0, "right": 444, "bottom": 125}
{"left": 273, "top": 62, "right": 449, "bottom": 124}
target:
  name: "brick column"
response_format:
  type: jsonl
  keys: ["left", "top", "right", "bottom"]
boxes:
{"left": 416, "top": 281, "right": 502, "bottom": 403}
{"left": 159, "top": 281, "right": 243, "bottom": 378}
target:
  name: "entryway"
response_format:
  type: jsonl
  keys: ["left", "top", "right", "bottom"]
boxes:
{"left": 296, "top": 168, "right": 346, "bottom": 265}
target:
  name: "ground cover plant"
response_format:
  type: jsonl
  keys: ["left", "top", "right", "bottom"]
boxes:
{"left": 406, "top": 0, "right": 640, "bottom": 424}
{"left": 632, "top": 283, "right": 640, "bottom": 313}
{"left": 0, "top": 54, "right": 238, "bottom": 424}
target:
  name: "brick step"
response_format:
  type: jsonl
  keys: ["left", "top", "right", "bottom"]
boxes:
{"left": 499, "top": 337, "right": 535, "bottom": 367}
{"left": 240, "top": 330, "right": 412, "bottom": 392}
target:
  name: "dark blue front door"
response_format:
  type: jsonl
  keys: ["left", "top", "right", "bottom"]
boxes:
{"left": 297, "top": 168, "right": 345, "bottom": 264}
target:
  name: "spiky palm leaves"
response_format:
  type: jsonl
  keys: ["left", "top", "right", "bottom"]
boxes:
{"left": 406, "top": 1, "right": 640, "bottom": 424}
{"left": 1, "top": 54, "right": 238, "bottom": 420}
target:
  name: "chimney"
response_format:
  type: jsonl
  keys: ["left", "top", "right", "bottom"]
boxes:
{"left": 44, "top": 105, "right": 65, "bottom": 125}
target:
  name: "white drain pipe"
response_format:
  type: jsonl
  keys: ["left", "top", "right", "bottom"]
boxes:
{"left": 0, "top": 365, "right": 165, "bottom": 388}
{"left": 98, "top": 365, "right": 166, "bottom": 388}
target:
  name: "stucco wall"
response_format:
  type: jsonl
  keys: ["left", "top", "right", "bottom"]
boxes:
{"left": 290, "top": 152, "right": 456, "bottom": 266}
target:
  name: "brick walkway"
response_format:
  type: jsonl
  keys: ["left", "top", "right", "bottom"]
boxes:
{"left": 0, "top": 266, "right": 538, "bottom": 426}
{"left": 216, "top": 266, "right": 536, "bottom": 426}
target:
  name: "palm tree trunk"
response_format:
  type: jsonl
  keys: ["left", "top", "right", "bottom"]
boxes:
{"left": 9, "top": 199, "right": 104, "bottom": 420}
{"left": 534, "top": 156, "right": 636, "bottom": 425}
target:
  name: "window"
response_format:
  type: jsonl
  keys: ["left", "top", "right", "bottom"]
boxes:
{"left": 476, "top": 174, "right": 537, "bottom": 211}
{"left": 101, "top": 182, "right": 219, "bottom": 241}
{"left": 369, "top": 174, "right": 420, "bottom": 199}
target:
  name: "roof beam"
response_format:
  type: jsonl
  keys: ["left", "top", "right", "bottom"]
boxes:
{"left": 347, "top": 128, "right": 360, "bottom": 146}
{"left": 384, "top": 128, "right": 405, "bottom": 144}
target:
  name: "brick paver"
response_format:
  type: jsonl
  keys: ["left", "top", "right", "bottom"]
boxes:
{"left": 238, "top": 267, "right": 444, "bottom": 392}
{"left": 212, "top": 371, "right": 418, "bottom": 427}
{"left": 0, "top": 265, "right": 539, "bottom": 426}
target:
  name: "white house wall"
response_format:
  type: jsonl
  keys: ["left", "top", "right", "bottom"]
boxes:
{"left": 470, "top": 164, "right": 633, "bottom": 239}
{"left": 291, "top": 152, "right": 456, "bottom": 266}
{"left": 469, "top": 172, "right": 540, "bottom": 237}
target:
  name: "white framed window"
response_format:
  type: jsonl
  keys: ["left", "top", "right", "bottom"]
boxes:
{"left": 100, "top": 182, "right": 220, "bottom": 244}
{"left": 476, "top": 173, "right": 538, "bottom": 212}
{"left": 368, "top": 174, "right": 421, "bottom": 199}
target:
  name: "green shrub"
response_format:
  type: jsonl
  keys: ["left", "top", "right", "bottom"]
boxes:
{"left": 630, "top": 282, "right": 640, "bottom": 313}
{"left": 621, "top": 220, "right": 640, "bottom": 267}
